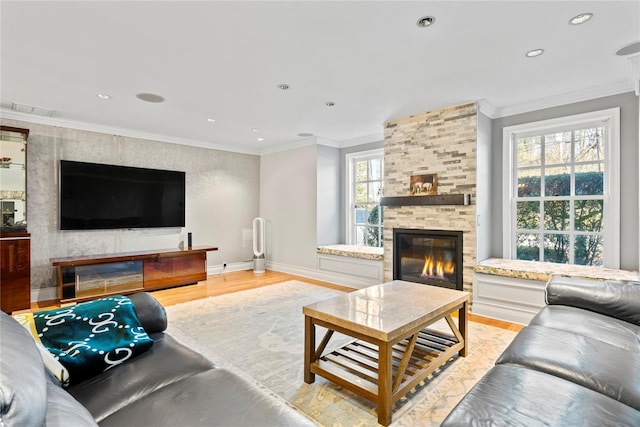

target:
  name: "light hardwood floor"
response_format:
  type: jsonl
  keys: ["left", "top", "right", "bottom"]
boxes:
{"left": 32, "top": 269, "right": 523, "bottom": 332}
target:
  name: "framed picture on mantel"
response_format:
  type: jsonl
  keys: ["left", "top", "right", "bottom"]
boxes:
{"left": 410, "top": 174, "right": 437, "bottom": 195}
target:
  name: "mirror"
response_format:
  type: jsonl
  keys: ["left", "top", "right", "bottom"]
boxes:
{"left": 0, "top": 126, "right": 29, "bottom": 232}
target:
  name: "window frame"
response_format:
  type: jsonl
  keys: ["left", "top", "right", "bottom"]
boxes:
{"left": 345, "top": 148, "right": 384, "bottom": 247}
{"left": 502, "top": 108, "right": 620, "bottom": 268}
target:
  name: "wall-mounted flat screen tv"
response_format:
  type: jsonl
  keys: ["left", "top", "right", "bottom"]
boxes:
{"left": 60, "top": 160, "right": 185, "bottom": 230}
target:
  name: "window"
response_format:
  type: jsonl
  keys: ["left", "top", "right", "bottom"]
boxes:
{"left": 503, "top": 108, "right": 620, "bottom": 267}
{"left": 346, "top": 149, "right": 384, "bottom": 247}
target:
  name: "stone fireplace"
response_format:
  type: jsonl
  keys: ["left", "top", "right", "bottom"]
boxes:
{"left": 383, "top": 101, "right": 478, "bottom": 293}
{"left": 393, "top": 228, "right": 463, "bottom": 290}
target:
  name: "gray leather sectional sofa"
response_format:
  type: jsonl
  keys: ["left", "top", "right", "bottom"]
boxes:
{"left": 0, "top": 292, "right": 316, "bottom": 427}
{"left": 442, "top": 275, "right": 640, "bottom": 426}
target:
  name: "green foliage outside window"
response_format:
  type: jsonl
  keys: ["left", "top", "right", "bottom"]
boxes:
{"left": 366, "top": 205, "right": 384, "bottom": 248}
{"left": 516, "top": 171, "right": 603, "bottom": 266}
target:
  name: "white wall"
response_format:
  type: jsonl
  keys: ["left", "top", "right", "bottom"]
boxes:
{"left": 316, "top": 144, "right": 340, "bottom": 246}
{"left": 3, "top": 118, "right": 260, "bottom": 299}
{"left": 476, "top": 110, "right": 492, "bottom": 261}
{"left": 260, "top": 144, "right": 318, "bottom": 270}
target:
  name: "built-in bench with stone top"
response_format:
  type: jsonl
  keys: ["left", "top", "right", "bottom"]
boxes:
{"left": 473, "top": 257, "right": 640, "bottom": 325}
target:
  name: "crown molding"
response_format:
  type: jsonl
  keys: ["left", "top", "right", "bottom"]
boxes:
{"left": 258, "top": 137, "right": 318, "bottom": 156}
{"left": 0, "top": 108, "right": 260, "bottom": 156}
{"left": 490, "top": 80, "right": 635, "bottom": 119}
{"left": 477, "top": 99, "right": 499, "bottom": 119}
{"left": 3, "top": 79, "right": 634, "bottom": 158}
{"left": 337, "top": 132, "right": 384, "bottom": 148}
{"left": 316, "top": 136, "right": 341, "bottom": 148}
{"left": 626, "top": 54, "right": 640, "bottom": 96}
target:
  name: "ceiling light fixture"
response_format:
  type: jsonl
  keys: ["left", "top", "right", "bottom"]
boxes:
{"left": 416, "top": 16, "right": 435, "bottom": 27}
{"left": 616, "top": 41, "right": 640, "bottom": 56}
{"left": 569, "top": 13, "right": 593, "bottom": 25}
{"left": 277, "top": 83, "right": 290, "bottom": 90}
{"left": 525, "top": 49, "right": 544, "bottom": 58}
{"left": 96, "top": 93, "right": 111, "bottom": 99}
{"left": 325, "top": 101, "right": 335, "bottom": 107}
{"left": 257, "top": 137, "right": 265, "bottom": 142}
{"left": 251, "top": 128, "right": 260, "bottom": 132}
{"left": 207, "top": 118, "right": 216, "bottom": 122}
{"left": 136, "top": 93, "right": 165, "bottom": 103}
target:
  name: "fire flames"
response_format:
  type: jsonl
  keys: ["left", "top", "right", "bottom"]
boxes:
{"left": 421, "top": 254, "right": 455, "bottom": 279}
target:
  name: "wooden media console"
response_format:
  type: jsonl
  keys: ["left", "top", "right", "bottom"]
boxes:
{"left": 51, "top": 246, "right": 217, "bottom": 303}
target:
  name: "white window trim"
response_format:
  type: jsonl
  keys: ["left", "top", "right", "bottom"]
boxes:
{"left": 345, "top": 148, "right": 384, "bottom": 245}
{"left": 502, "top": 107, "right": 620, "bottom": 268}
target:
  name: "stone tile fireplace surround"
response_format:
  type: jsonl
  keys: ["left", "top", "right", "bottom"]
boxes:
{"left": 383, "top": 102, "right": 477, "bottom": 293}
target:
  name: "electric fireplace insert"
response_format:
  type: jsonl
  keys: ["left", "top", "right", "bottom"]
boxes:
{"left": 393, "top": 228, "right": 463, "bottom": 290}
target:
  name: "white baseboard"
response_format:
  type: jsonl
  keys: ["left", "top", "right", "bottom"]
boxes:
{"left": 471, "top": 301, "right": 536, "bottom": 326}
{"left": 266, "top": 261, "right": 378, "bottom": 289}
{"left": 208, "top": 261, "right": 253, "bottom": 276}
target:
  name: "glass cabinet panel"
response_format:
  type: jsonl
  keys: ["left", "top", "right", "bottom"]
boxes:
{"left": 0, "top": 127, "right": 28, "bottom": 232}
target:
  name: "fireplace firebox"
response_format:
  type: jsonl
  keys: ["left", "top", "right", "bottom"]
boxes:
{"left": 393, "top": 228, "right": 463, "bottom": 290}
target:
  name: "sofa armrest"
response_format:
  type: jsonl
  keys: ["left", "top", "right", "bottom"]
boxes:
{"left": 129, "top": 292, "right": 167, "bottom": 333}
{"left": 545, "top": 276, "right": 640, "bottom": 326}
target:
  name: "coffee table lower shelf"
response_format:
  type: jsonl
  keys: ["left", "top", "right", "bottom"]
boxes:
{"left": 309, "top": 327, "right": 464, "bottom": 419}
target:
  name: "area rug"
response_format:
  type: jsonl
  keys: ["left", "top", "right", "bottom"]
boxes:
{"left": 164, "top": 281, "right": 517, "bottom": 426}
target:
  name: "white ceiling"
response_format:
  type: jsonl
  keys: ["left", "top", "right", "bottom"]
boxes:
{"left": 1, "top": 1, "right": 638, "bottom": 155}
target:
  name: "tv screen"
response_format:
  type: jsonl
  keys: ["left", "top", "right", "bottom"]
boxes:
{"left": 60, "top": 160, "right": 185, "bottom": 230}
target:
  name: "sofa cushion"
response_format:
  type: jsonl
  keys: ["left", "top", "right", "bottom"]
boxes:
{"left": 44, "top": 376, "right": 97, "bottom": 427}
{"left": 0, "top": 311, "right": 48, "bottom": 427}
{"left": 98, "top": 368, "right": 316, "bottom": 427}
{"left": 68, "top": 333, "right": 216, "bottom": 422}
{"left": 441, "top": 364, "right": 640, "bottom": 426}
{"left": 530, "top": 305, "right": 640, "bottom": 352}
{"left": 496, "top": 325, "right": 640, "bottom": 410}
{"left": 129, "top": 291, "right": 167, "bottom": 333}
{"left": 545, "top": 276, "right": 640, "bottom": 326}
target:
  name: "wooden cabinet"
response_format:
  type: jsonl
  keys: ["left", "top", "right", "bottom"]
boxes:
{"left": 143, "top": 251, "right": 207, "bottom": 290}
{"left": 1, "top": 126, "right": 30, "bottom": 313}
{"left": 51, "top": 246, "right": 217, "bottom": 303}
{"left": 1, "top": 234, "right": 31, "bottom": 313}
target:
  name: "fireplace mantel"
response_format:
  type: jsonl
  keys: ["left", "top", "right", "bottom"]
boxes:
{"left": 380, "top": 194, "right": 470, "bottom": 207}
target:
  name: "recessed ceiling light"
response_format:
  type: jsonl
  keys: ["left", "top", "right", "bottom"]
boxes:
{"left": 136, "top": 93, "right": 165, "bottom": 103}
{"left": 325, "top": 101, "right": 335, "bottom": 107}
{"left": 416, "top": 16, "right": 435, "bottom": 27}
{"left": 207, "top": 118, "right": 216, "bottom": 122}
{"left": 569, "top": 13, "right": 593, "bottom": 25}
{"left": 277, "top": 84, "right": 290, "bottom": 90}
{"left": 96, "top": 93, "right": 111, "bottom": 99}
{"left": 257, "top": 137, "right": 265, "bottom": 142}
{"left": 525, "top": 49, "right": 544, "bottom": 58}
{"left": 251, "top": 128, "right": 260, "bottom": 132}
{"left": 297, "top": 132, "right": 315, "bottom": 138}
{"left": 616, "top": 41, "right": 640, "bottom": 56}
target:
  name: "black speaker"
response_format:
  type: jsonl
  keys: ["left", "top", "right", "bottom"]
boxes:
{"left": 187, "top": 232, "right": 193, "bottom": 249}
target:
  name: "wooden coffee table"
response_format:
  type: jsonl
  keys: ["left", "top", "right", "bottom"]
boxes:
{"left": 303, "top": 280, "right": 469, "bottom": 426}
